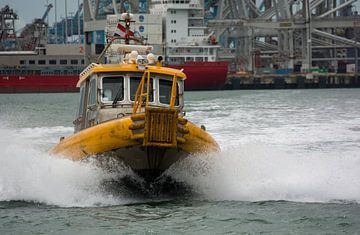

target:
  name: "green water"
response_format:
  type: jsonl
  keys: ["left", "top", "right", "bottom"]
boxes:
{"left": 1, "top": 89, "right": 360, "bottom": 234}
{"left": 1, "top": 200, "right": 359, "bottom": 234}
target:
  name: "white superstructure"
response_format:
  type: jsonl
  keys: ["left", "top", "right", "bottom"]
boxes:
{"left": 106, "top": 14, "right": 163, "bottom": 54}
{"left": 150, "top": 0, "right": 220, "bottom": 65}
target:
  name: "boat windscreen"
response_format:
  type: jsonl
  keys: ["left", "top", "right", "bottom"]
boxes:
{"left": 102, "top": 76, "right": 124, "bottom": 103}
{"left": 159, "top": 79, "right": 179, "bottom": 106}
{"left": 130, "top": 76, "right": 154, "bottom": 102}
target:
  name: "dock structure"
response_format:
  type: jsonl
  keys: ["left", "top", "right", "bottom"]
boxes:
{"left": 206, "top": 0, "right": 360, "bottom": 80}
{"left": 226, "top": 73, "right": 360, "bottom": 89}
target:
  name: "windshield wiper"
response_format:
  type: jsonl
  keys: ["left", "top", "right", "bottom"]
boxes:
{"left": 112, "top": 85, "right": 123, "bottom": 107}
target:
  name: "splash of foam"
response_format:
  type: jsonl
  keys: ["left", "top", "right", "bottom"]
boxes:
{"left": 0, "top": 127, "right": 135, "bottom": 207}
{"left": 166, "top": 144, "right": 360, "bottom": 203}
{"left": 2, "top": 125, "right": 360, "bottom": 206}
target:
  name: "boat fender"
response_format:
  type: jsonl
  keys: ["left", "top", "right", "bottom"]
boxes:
{"left": 201, "top": 125, "right": 206, "bottom": 131}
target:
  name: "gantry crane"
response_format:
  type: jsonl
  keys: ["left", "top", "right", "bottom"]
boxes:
{"left": 208, "top": 0, "right": 360, "bottom": 74}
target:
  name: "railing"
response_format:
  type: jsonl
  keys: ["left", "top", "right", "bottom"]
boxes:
{"left": 131, "top": 70, "right": 180, "bottom": 148}
{"left": 132, "top": 71, "right": 178, "bottom": 114}
{"left": 132, "top": 70, "right": 151, "bottom": 114}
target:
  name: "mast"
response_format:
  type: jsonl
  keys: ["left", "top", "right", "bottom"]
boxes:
{"left": 78, "top": 0, "right": 81, "bottom": 44}
{"left": 65, "top": 0, "right": 68, "bottom": 44}
{"left": 55, "top": 0, "right": 58, "bottom": 43}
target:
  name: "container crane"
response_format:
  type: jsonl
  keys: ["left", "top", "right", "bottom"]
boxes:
{"left": 74, "top": 3, "right": 83, "bottom": 21}
{"left": 71, "top": 2, "right": 83, "bottom": 37}
{"left": 0, "top": 5, "right": 18, "bottom": 50}
{"left": 41, "top": 3, "right": 53, "bottom": 22}
{"left": 18, "top": 4, "right": 53, "bottom": 50}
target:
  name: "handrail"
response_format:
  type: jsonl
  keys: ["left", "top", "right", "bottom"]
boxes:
{"left": 132, "top": 70, "right": 178, "bottom": 113}
{"left": 169, "top": 74, "right": 177, "bottom": 108}
{"left": 146, "top": 70, "right": 151, "bottom": 109}
{"left": 132, "top": 70, "right": 150, "bottom": 114}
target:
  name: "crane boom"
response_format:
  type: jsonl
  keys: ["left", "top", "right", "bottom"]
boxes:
{"left": 74, "top": 3, "right": 84, "bottom": 20}
{"left": 41, "top": 4, "right": 53, "bottom": 22}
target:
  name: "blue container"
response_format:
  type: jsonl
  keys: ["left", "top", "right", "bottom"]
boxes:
{"left": 275, "top": 69, "right": 291, "bottom": 74}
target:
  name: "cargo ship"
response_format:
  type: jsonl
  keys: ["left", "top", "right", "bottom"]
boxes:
{"left": 169, "top": 61, "right": 228, "bottom": 90}
{"left": 0, "top": 4, "right": 83, "bottom": 93}
{"left": 0, "top": 2, "right": 228, "bottom": 93}
{"left": 0, "top": 45, "right": 83, "bottom": 93}
{"left": 150, "top": 0, "right": 228, "bottom": 90}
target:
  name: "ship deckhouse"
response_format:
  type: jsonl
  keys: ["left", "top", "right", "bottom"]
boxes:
{"left": 150, "top": 0, "right": 220, "bottom": 65}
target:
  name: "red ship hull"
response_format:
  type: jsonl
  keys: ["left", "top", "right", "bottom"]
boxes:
{"left": 169, "top": 61, "right": 228, "bottom": 90}
{"left": 0, "top": 75, "right": 79, "bottom": 93}
{"left": 0, "top": 61, "right": 228, "bottom": 93}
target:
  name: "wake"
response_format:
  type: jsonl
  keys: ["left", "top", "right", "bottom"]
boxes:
{"left": 1, "top": 126, "right": 360, "bottom": 207}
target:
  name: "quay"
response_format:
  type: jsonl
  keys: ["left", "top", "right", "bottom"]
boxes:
{"left": 226, "top": 73, "right": 360, "bottom": 89}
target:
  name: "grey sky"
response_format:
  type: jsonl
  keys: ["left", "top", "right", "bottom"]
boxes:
{"left": 0, "top": 0, "right": 80, "bottom": 31}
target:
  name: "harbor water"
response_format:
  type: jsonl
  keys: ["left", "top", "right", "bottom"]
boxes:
{"left": 1, "top": 89, "right": 360, "bottom": 234}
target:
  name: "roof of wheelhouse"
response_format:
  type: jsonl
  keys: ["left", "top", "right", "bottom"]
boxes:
{"left": 77, "top": 63, "right": 187, "bottom": 87}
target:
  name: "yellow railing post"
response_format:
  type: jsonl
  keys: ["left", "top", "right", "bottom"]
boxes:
{"left": 133, "top": 71, "right": 146, "bottom": 113}
{"left": 132, "top": 70, "right": 151, "bottom": 114}
{"left": 145, "top": 71, "right": 150, "bottom": 109}
{"left": 169, "top": 74, "right": 177, "bottom": 108}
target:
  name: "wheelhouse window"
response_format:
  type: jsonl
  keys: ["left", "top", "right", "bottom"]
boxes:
{"left": 159, "top": 79, "right": 179, "bottom": 106}
{"left": 102, "top": 76, "right": 124, "bottom": 102}
{"left": 77, "top": 85, "right": 85, "bottom": 117}
{"left": 130, "top": 76, "right": 154, "bottom": 102}
{"left": 88, "top": 78, "right": 97, "bottom": 106}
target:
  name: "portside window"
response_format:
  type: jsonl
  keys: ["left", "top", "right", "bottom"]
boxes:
{"left": 77, "top": 85, "right": 85, "bottom": 117}
{"left": 130, "top": 76, "right": 154, "bottom": 102}
{"left": 88, "top": 78, "right": 97, "bottom": 106}
{"left": 102, "top": 76, "right": 124, "bottom": 102}
{"left": 159, "top": 79, "right": 179, "bottom": 106}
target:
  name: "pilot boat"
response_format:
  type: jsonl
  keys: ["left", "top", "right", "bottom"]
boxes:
{"left": 50, "top": 13, "right": 219, "bottom": 181}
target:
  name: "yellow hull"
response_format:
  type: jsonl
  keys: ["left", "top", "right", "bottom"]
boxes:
{"left": 50, "top": 114, "right": 219, "bottom": 175}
